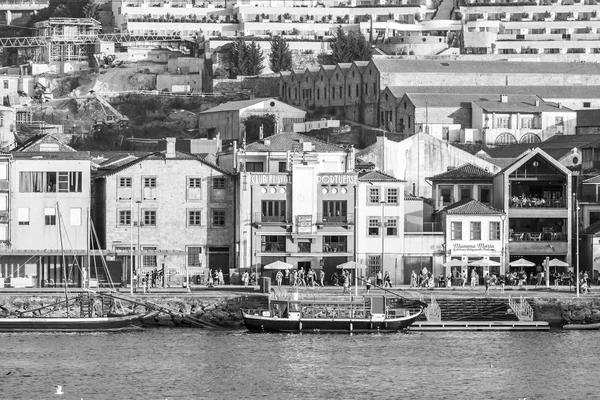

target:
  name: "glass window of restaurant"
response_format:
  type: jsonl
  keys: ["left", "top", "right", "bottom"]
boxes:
{"left": 470, "top": 221, "right": 481, "bottom": 240}
{"left": 451, "top": 221, "right": 462, "bottom": 240}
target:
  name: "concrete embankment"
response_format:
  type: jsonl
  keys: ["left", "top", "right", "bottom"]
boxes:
{"left": 0, "top": 293, "right": 267, "bottom": 328}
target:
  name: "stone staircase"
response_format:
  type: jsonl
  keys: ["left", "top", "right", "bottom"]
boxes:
{"left": 417, "top": 297, "right": 535, "bottom": 321}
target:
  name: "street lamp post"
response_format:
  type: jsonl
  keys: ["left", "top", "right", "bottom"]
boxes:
{"left": 136, "top": 200, "right": 141, "bottom": 293}
{"left": 500, "top": 213, "right": 507, "bottom": 276}
{"left": 574, "top": 193, "right": 580, "bottom": 298}
{"left": 380, "top": 200, "right": 386, "bottom": 280}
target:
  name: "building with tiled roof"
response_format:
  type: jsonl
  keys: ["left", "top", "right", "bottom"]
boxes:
{"left": 197, "top": 98, "right": 306, "bottom": 144}
{"left": 427, "top": 163, "right": 495, "bottom": 212}
{"left": 93, "top": 138, "right": 235, "bottom": 286}
{"left": 442, "top": 198, "right": 504, "bottom": 215}
{"left": 358, "top": 170, "right": 404, "bottom": 183}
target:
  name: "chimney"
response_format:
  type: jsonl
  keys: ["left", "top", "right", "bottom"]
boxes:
{"left": 558, "top": 102, "right": 562, "bottom": 109}
{"left": 166, "top": 137, "right": 176, "bottom": 158}
{"left": 500, "top": 95, "right": 508, "bottom": 103}
{"left": 264, "top": 138, "right": 271, "bottom": 146}
{"left": 535, "top": 99, "right": 540, "bottom": 107}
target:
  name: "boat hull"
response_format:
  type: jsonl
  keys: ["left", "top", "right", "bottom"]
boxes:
{"left": 563, "top": 322, "right": 600, "bottom": 331}
{"left": 0, "top": 313, "right": 151, "bottom": 332}
{"left": 242, "top": 309, "right": 423, "bottom": 333}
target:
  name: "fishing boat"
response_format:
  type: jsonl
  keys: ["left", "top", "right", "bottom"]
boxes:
{"left": 0, "top": 206, "right": 154, "bottom": 332}
{"left": 242, "top": 293, "right": 426, "bottom": 334}
{"left": 563, "top": 322, "right": 600, "bottom": 331}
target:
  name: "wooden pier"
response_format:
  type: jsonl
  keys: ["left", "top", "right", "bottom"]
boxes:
{"left": 411, "top": 320, "right": 549, "bottom": 331}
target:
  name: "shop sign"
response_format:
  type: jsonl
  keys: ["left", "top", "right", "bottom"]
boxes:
{"left": 297, "top": 215, "right": 312, "bottom": 234}
{"left": 451, "top": 243, "right": 498, "bottom": 253}
{"left": 250, "top": 174, "right": 290, "bottom": 185}
{"left": 317, "top": 174, "right": 357, "bottom": 185}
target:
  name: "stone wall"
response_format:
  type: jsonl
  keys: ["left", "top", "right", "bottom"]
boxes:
{"left": 212, "top": 75, "right": 280, "bottom": 97}
{"left": 559, "top": 299, "right": 600, "bottom": 325}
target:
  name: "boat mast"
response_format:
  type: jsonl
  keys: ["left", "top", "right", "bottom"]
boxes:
{"left": 57, "top": 203, "right": 69, "bottom": 317}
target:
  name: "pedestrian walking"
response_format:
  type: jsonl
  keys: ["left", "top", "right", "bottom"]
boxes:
{"left": 319, "top": 269, "right": 325, "bottom": 287}
{"left": 365, "top": 276, "right": 372, "bottom": 293}
{"left": 376, "top": 270, "right": 383, "bottom": 286}
{"left": 384, "top": 271, "right": 392, "bottom": 288}
{"left": 484, "top": 273, "right": 490, "bottom": 296}
{"left": 276, "top": 270, "right": 283, "bottom": 287}
{"left": 242, "top": 271, "right": 249, "bottom": 287}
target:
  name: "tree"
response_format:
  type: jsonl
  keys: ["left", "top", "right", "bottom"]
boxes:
{"left": 269, "top": 36, "right": 293, "bottom": 73}
{"left": 243, "top": 114, "right": 276, "bottom": 144}
{"left": 224, "top": 37, "right": 265, "bottom": 77}
{"left": 318, "top": 26, "right": 373, "bottom": 64}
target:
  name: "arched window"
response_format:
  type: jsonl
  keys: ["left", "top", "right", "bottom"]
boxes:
{"left": 520, "top": 133, "right": 541, "bottom": 144}
{"left": 495, "top": 132, "right": 517, "bottom": 146}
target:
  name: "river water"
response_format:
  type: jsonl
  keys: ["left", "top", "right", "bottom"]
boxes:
{"left": 0, "top": 328, "right": 597, "bottom": 400}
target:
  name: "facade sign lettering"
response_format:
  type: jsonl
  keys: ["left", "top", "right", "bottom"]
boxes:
{"left": 317, "top": 174, "right": 357, "bottom": 185}
{"left": 250, "top": 174, "right": 290, "bottom": 185}
{"left": 451, "top": 243, "right": 498, "bottom": 253}
{"left": 297, "top": 215, "right": 312, "bottom": 234}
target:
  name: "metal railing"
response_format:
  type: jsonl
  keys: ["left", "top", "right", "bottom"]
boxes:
{"left": 317, "top": 213, "right": 355, "bottom": 225}
{"left": 508, "top": 295, "right": 534, "bottom": 321}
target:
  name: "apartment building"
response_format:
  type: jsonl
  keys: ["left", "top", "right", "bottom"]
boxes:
{"left": 2, "top": 135, "right": 91, "bottom": 288}
{"left": 93, "top": 138, "right": 234, "bottom": 286}
{"left": 460, "top": 0, "right": 600, "bottom": 55}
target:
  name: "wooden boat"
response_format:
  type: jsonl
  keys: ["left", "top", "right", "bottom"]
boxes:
{"left": 243, "top": 294, "right": 425, "bottom": 334}
{"left": 0, "top": 312, "right": 157, "bottom": 332}
{"left": 563, "top": 322, "right": 600, "bottom": 330}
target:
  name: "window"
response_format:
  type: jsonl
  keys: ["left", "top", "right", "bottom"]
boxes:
{"left": 278, "top": 162, "right": 287, "bottom": 172}
{"left": 187, "top": 177, "right": 202, "bottom": 201}
{"left": 40, "top": 143, "right": 59, "bottom": 152}
{"left": 386, "top": 218, "right": 398, "bottom": 236}
{"left": 479, "top": 186, "right": 491, "bottom": 204}
{"left": 322, "top": 200, "right": 347, "bottom": 222}
{"left": 584, "top": 102, "right": 591, "bottom": 108}
{"left": 45, "top": 207, "right": 56, "bottom": 226}
{"left": 440, "top": 186, "right": 453, "bottom": 205}
{"left": 298, "top": 241, "right": 311, "bottom": 252}
{"left": 119, "top": 177, "right": 132, "bottom": 188}
{"left": 323, "top": 236, "right": 347, "bottom": 252}
{"left": 470, "top": 222, "right": 481, "bottom": 240}
{"left": 368, "top": 187, "right": 380, "bottom": 204}
{"left": 18, "top": 208, "right": 29, "bottom": 225}
{"left": 189, "top": 178, "right": 201, "bottom": 188}
{"left": 143, "top": 246, "right": 157, "bottom": 268}
{"left": 143, "top": 177, "right": 156, "bottom": 188}
{"left": 521, "top": 117, "right": 533, "bottom": 128}
{"left": 261, "top": 200, "right": 286, "bottom": 222}
{"left": 459, "top": 186, "right": 472, "bottom": 201}
{"left": 489, "top": 221, "right": 500, "bottom": 240}
{"left": 3, "top": 80, "right": 8, "bottom": 89}
{"left": 188, "top": 210, "right": 202, "bottom": 226}
{"left": 187, "top": 246, "right": 202, "bottom": 267}
{"left": 368, "top": 217, "right": 380, "bottom": 236}
{"left": 119, "top": 210, "right": 131, "bottom": 226}
{"left": 355, "top": 84, "right": 359, "bottom": 96}
{"left": 0, "top": 194, "right": 6, "bottom": 211}
{"left": 367, "top": 255, "right": 381, "bottom": 277}
{"left": 317, "top": 88, "right": 320, "bottom": 100}
{"left": 212, "top": 209, "right": 226, "bottom": 226}
{"left": 451, "top": 221, "right": 462, "bottom": 240}
{"left": 261, "top": 235, "right": 285, "bottom": 252}
{"left": 144, "top": 210, "right": 156, "bottom": 226}
{"left": 0, "top": 163, "right": 6, "bottom": 180}
{"left": 386, "top": 188, "right": 398, "bottom": 204}
{"left": 213, "top": 177, "right": 226, "bottom": 189}
{"left": 19, "top": 171, "right": 82, "bottom": 193}
{"left": 70, "top": 208, "right": 82, "bottom": 226}
{"left": 339, "top": 87, "right": 342, "bottom": 98}
{"left": 245, "top": 162, "right": 264, "bottom": 172}
{"left": 555, "top": 116, "right": 564, "bottom": 126}
{"left": 348, "top": 85, "right": 351, "bottom": 97}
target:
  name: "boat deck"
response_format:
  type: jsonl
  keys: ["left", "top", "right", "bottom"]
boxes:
{"left": 411, "top": 320, "right": 550, "bottom": 331}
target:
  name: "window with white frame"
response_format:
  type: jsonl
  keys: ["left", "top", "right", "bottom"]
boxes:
{"left": 187, "top": 177, "right": 202, "bottom": 201}
{"left": 386, "top": 218, "right": 398, "bottom": 236}
{"left": 188, "top": 210, "right": 202, "bottom": 226}
{"left": 497, "top": 117, "right": 509, "bottom": 128}
{"left": 143, "top": 210, "right": 156, "bottom": 226}
{"left": 440, "top": 186, "right": 453, "bottom": 206}
{"left": 368, "top": 187, "right": 380, "bottom": 204}
{"left": 367, "top": 255, "right": 381, "bottom": 277}
{"left": 470, "top": 221, "right": 482, "bottom": 240}
{"left": 118, "top": 210, "right": 131, "bottom": 226}
{"left": 0, "top": 163, "right": 7, "bottom": 180}
{"left": 119, "top": 177, "right": 132, "bottom": 188}
{"left": 18, "top": 208, "right": 29, "bottom": 225}
{"left": 143, "top": 246, "right": 157, "bottom": 268}
{"left": 451, "top": 221, "right": 462, "bottom": 240}
{"left": 70, "top": 208, "right": 82, "bottom": 226}
{"left": 368, "top": 217, "right": 380, "bottom": 236}
{"left": 459, "top": 186, "right": 472, "bottom": 201}
{"left": 118, "top": 176, "right": 132, "bottom": 200}
{"left": 386, "top": 188, "right": 399, "bottom": 204}
{"left": 0, "top": 224, "right": 7, "bottom": 240}
{"left": 44, "top": 207, "right": 56, "bottom": 225}
{"left": 187, "top": 246, "right": 202, "bottom": 267}
{"left": 489, "top": 221, "right": 500, "bottom": 240}
{"left": 143, "top": 177, "right": 157, "bottom": 200}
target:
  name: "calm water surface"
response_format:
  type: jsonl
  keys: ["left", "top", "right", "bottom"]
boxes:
{"left": 0, "top": 328, "right": 597, "bottom": 400}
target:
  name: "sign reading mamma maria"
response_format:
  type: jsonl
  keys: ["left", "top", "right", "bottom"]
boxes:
{"left": 451, "top": 243, "right": 499, "bottom": 253}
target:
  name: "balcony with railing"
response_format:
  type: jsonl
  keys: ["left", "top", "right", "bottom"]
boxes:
{"left": 253, "top": 212, "right": 290, "bottom": 225}
{"left": 323, "top": 240, "right": 347, "bottom": 253}
{"left": 316, "top": 213, "right": 354, "bottom": 226}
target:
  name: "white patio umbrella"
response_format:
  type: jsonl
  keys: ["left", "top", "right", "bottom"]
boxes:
{"left": 336, "top": 261, "right": 367, "bottom": 296}
{"left": 547, "top": 258, "right": 569, "bottom": 267}
{"left": 443, "top": 259, "right": 467, "bottom": 268}
{"left": 509, "top": 258, "right": 535, "bottom": 268}
{"left": 263, "top": 260, "right": 294, "bottom": 270}
{"left": 468, "top": 259, "right": 501, "bottom": 267}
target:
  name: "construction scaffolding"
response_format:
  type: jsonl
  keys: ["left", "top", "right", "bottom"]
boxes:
{"left": 33, "top": 18, "right": 102, "bottom": 62}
